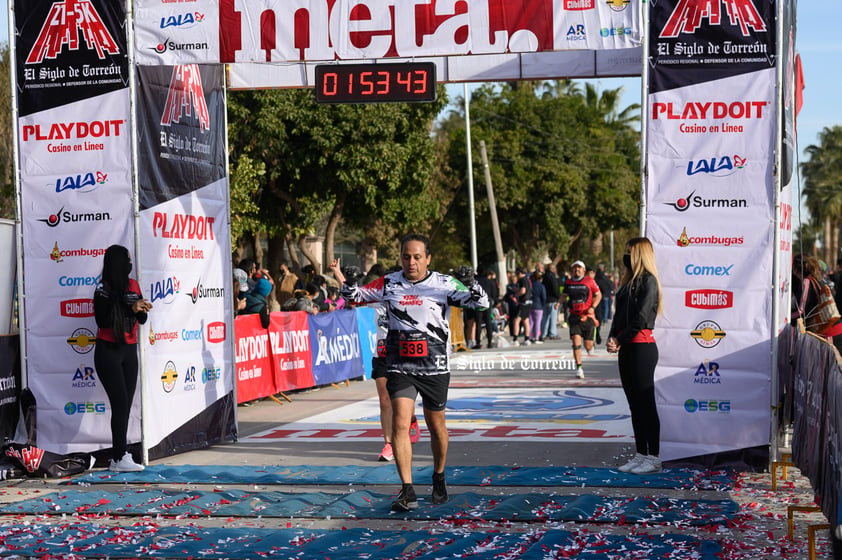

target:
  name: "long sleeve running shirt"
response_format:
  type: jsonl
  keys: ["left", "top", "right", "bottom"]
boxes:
{"left": 341, "top": 270, "right": 489, "bottom": 376}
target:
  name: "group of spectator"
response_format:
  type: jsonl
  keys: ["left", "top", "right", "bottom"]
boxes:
{"left": 232, "top": 258, "right": 351, "bottom": 326}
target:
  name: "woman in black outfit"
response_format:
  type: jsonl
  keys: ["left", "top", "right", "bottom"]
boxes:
{"left": 93, "top": 245, "right": 152, "bottom": 472}
{"left": 607, "top": 237, "right": 663, "bottom": 474}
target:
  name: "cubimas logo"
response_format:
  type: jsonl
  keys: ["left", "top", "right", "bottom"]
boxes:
{"left": 676, "top": 227, "right": 743, "bottom": 248}
{"left": 694, "top": 360, "right": 722, "bottom": 384}
{"left": 38, "top": 206, "right": 111, "bottom": 227}
{"left": 687, "top": 155, "right": 746, "bottom": 177}
{"left": 660, "top": 0, "right": 767, "bottom": 39}
{"left": 690, "top": 320, "right": 726, "bottom": 348}
{"left": 185, "top": 279, "right": 225, "bottom": 304}
{"left": 161, "top": 360, "right": 178, "bottom": 393}
{"left": 60, "top": 298, "right": 94, "bottom": 318}
{"left": 665, "top": 191, "right": 747, "bottom": 212}
{"left": 67, "top": 327, "right": 96, "bottom": 354}
{"left": 564, "top": 0, "right": 594, "bottom": 9}
{"left": 207, "top": 321, "right": 226, "bottom": 343}
{"left": 160, "top": 12, "right": 205, "bottom": 29}
{"left": 26, "top": 0, "right": 120, "bottom": 64}
{"left": 685, "top": 289, "right": 733, "bottom": 310}
{"left": 55, "top": 171, "right": 108, "bottom": 193}
{"left": 160, "top": 65, "right": 210, "bottom": 132}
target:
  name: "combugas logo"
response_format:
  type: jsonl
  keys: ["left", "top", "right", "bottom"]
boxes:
{"left": 161, "top": 65, "right": 210, "bottom": 132}
{"left": 660, "top": 0, "right": 766, "bottom": 39}
{"left": 690, "top": 320, "right": 726, "bottom": 348}
{"left": 26, "top": 0, "right": 120, "bottom": 64}
{"left": 67, "top": 328, "right": 96, "bottom": 354}
{"left": 676, "top": 227, "right": 744, "bottom": 248}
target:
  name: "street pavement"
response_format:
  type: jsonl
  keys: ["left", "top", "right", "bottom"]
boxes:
{"left": 0, "top": 330, "right": 833, "bottom": 558}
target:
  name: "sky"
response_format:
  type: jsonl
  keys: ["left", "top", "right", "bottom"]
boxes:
{"left": 0, "top": 4, "right": 835, "bottom": 170}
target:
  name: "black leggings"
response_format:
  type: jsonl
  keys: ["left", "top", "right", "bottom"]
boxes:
{"left": 618, "top": 342, "right": 660, "bottom": 456}
{"left": 94, "top": 340, "right": 139, "bottom": 461}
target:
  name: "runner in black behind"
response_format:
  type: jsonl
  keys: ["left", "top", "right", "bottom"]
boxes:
{"left": 562, "top": 260, "right": 601, "bottom": 378}
{"left": 334, "top": 234, "right": 488, "bottom": 511}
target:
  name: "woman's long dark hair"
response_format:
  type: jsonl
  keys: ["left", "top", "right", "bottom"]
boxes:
{"left": 100, "top": 245, "right": 133, "bottom": 344}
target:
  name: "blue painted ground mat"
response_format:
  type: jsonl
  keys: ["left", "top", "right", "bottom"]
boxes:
{"left": 0, "top": 524, "right": 723, "bottom": 559}
{"left": 71, "top": 464, "right": 735, "bottom": 491}
{"left": 0, "top": 488, "right": 738, "bottom": 524}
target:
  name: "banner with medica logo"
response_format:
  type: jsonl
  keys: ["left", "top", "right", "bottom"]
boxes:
{"left": 645, "top": 0, "right": 778, "bottom": 463}
{"left": 13, "top": 0, "right": 135, "bottom": 454}
{"left": 135, "top": 62, "right": 235, "bottom": 458}
{"left": 309, "top": 310, "right": 365, "bottom": 386}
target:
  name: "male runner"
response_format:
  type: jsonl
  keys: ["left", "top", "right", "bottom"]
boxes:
{"left": 562, "top": 260, "right": 601, "bottom": 378}
{"left": 334, "top": 234, "right": 488, "bottom": 511}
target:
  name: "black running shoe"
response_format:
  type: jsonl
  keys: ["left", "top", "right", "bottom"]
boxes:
{"left": 391, "top": 484, "right": 418, "bottom": 512}
{"left": 432, "top": 471, "right": 448, "bottom": 504}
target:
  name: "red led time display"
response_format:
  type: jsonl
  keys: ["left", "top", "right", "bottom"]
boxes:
{"left": 315, "top": 62, "right": 436, "bottom": 104}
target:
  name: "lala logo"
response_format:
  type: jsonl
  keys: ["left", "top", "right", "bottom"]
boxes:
{"left": 150, "top": 276, "right": 181, "bottom": 304}
{"left": 55, "top": 171, "right": 108, "bottom": 193}
{"left": 160, "top": 12, "right": 205, "bottom": 29}
{"left": 687, "top": 155, "right": 746, "bottom": 177}
{"left": 26, "top": 0, "right": 120, "bottom": 64}
{"left": 161, "top": 65, "right": 210, "bottom": 132}
{"left": 660, "top": 0, "right": 767, "bottom": 39}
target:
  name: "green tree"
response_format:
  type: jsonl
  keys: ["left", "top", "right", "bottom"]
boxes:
{"left": 227, "top": 87, "right": 447, "bottom": 272}
{"left": 0, "top": 45, "right": 14, "bottom": 219}
{"left": 439, "top": 81, "right": 640, "bottom": 268}
{"left": 800, "top": 125, "right": 842, "bottom": 263}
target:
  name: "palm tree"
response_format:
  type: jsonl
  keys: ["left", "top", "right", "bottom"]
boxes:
{"left": 800, "top": 125, "right": 842, "bottom": 263}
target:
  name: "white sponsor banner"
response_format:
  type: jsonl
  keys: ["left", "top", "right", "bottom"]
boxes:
{"left": 137, "top": 0, "right": 642, "bottom": 87}
{"left": 139, "top": 180, "right": 233, "bottom": 449}
{"left": 646, "top": 72, "right": 776, "bottom": 461}
{"left": 241, "top": 387, "right": 634, "bottom": 442}
{"left": 134, "top": 0, "right": 219, "bottom": 65}
{"left": 17, "top": 92, "right": 132, "bottom": 177}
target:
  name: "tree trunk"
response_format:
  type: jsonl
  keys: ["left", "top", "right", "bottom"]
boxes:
{"left": 297, "top": 234, "right": 321, "bottom": 273}
{"left": 324, "top": 191, "right": 346, "bottom": 268}
{"left": 253, "top": 232, "right": 265, "bottom": 269}
{"left": 266, "top": 234, "right": 285, "bottom": 283}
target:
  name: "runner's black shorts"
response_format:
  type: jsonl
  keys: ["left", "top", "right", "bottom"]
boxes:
{"left": 517, "top": 304, "right": 532, "bottom": 319}
{"left": 568, "top": 314, "right": 595, "bottom": 340}
{"left": 387, "top": 370, "right": 450, "bottom": 412}
{"left": 371, "top": 357, "right": 388, "bottom": 380}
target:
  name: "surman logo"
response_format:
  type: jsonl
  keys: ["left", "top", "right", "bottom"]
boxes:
{"left": 660, "top": 0, "right": 767, "bottom": 39}
{"left": 26, "top": 0, "right": 120, "bottom": 64}
{"left": 161, "top": 65, "right": 210, "bottom": 132}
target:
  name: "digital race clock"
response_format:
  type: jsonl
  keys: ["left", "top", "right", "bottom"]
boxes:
{"left": 315, "top": 62, "right": 436, "bottom": 104}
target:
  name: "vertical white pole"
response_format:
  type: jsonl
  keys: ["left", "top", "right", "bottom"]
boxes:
{"left": 639, "top": 0, "right": 649, "bottom": 236}
{"left": 464, "top": 84, "right": 478, "bottom": 269}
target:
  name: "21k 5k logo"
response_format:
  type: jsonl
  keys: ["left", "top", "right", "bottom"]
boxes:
{"left": 26, "top": 0, "right": 120, "bottom": 64}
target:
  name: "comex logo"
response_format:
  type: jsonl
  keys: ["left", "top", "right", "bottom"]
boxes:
{"left": 684, "top": 399, "right": 731, "bottom": 413}
{"left": 26, "top": 0, "right": 120, "bottom": 64}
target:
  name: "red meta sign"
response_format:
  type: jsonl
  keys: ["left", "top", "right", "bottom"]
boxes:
{"left": 315, "top": 62, "right": 436, "bottom": 104}
{"left": 162, "top": 65, "right": 210, "bottom": 132}
{"left": 26, "top": 0, "right": 120, "bottom": 64}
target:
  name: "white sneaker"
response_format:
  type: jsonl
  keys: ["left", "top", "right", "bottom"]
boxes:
{"left": 630, "top": 455, "right": 662, "bottom": 475}
{"left": 109, "top": 452, "right": 144, "bottom": 472}
{"left": 617, "top": 453, "right": 647, "bottom": 473}
{"left": 576, "top": 367, "right": 585, "bottom": 379}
